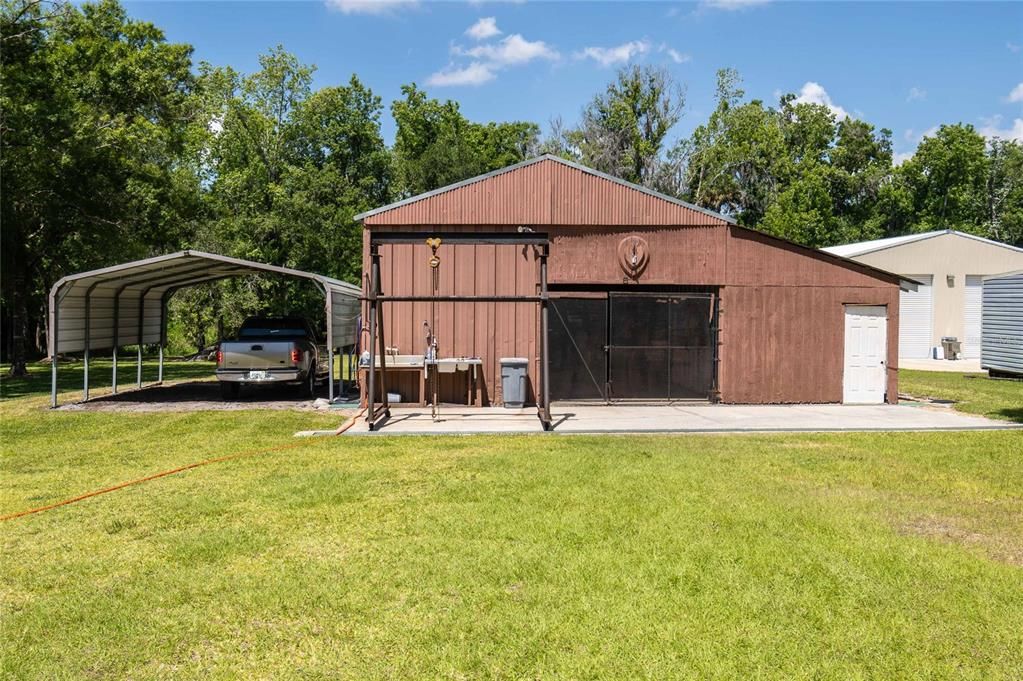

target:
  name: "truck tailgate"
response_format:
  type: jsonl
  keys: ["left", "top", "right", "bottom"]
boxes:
{"left": 220, "top": 341, "right": 294, "bottom": 370}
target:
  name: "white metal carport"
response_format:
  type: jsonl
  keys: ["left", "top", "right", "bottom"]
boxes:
{"left": 48, "top": 250, "right": 361, "bottom": 407}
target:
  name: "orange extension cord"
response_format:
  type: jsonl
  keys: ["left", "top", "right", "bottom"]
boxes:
{"left": 1, "top": 408, "right": 366, "bottom": 523}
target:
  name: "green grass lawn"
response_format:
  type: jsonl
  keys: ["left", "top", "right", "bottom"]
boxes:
{"left": 0, "top": 358, "right": 216, "bottom": 403}
{"left": 899, "top": 369, "right": 1023, "bottom": 423}
{"left": 2, "top": 364, "right": 1022, "bottom": 678}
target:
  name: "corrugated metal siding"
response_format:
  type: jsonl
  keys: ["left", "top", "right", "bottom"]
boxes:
{"left": 364, "top": 158, "right": 725, "bottom": 227}
{"left": 550, "top": 225, "right": 726, "bottom": 284}
{"left": 719, "top": 286, "right": 899, "bottom": 404}
{"left": 962, "top": 275, "right": 983, "bottom": 359}
{"left": 365, "top": 226, "right": 540, "bottom": 405}
{"left": 547, "top": 162, "right": 722, "bottom": 226}
{"left": 981, "top": 272, "right": 1023, "bottom": 375}
{"left": 55, "top": 284, "right": 165, "bottom": 353}
{"left": 364, "top": 222, "right": 901, "bottom": 405}
{"left": 361, "top": 161, "right": 904, "bottom": 405}
{"left": 725, "top": 227, "right": 898, "bottom": 288}
{"left": 899, "top": 274, "right": 934, "bottom": 359}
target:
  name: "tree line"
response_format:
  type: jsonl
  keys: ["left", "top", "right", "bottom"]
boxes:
{"left": 3, "top": 0, "right": 1021, "bottom": 375}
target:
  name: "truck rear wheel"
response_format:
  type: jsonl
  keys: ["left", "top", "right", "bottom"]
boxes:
{"left": 302, "top": 371, "right": 316, "bottom": 399}
{"left": 220, "top": 382, "right": 240, "bottom": 400}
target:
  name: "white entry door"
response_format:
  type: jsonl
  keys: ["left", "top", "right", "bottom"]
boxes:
{"left": 844, "top": 305, "right": 888, "bottom": 404}
{"left": 963, "top": 275, "right": 983, "bottom": 358}
{"left": 899, "top": 275, "right": 933, "bottom": 358}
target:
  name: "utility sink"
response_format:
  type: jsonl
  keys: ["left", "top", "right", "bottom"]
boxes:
{"left": 428, "top": 357, "right": 483, "bottom": 373}
{"left": 364, "top": 354, "right": 424, "bottom": 368}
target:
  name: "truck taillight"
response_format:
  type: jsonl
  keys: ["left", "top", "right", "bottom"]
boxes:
{"left": 290, "top": 348, "right": 300, "bottom": 365}
{"left": 216, "top": 350, "right": 223, "bottom": 365}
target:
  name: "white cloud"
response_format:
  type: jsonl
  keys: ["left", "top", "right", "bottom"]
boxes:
{"left": 431, "top": 31, "right": 556, "bottom": 87}
{"left": 978, "top": 115, "right": 1023, "bottom": 143}
{"left": 906, "top": 86, "right": 926, "bottom": 102}
{"left": 325, "top": 0, "right": 417, "bottom": 14}
{"left": 575, "top": 39, "right": 650, "bottom": 67}
{"left": 456, "top": 33, "right": 559, "bottom": 65}
{"left": 1008, "top": 41, "right": 1022, "bottom": 53}
{"left": 701, "top": 0, "right": 771, "bottom": 10}
{"left": 893, "top": 151, "right": 915, "bottom": 166}
{"left": 426, "top": 62, "right": 496, "bottom": 87}
{"left": 659, "top": 44, "right": 691, "bottom": 64}
{"left": 792, "top": 81, "right": 850, "bottom": 121}
{"left": 1008, "top": 82, "right": 1023, "bottom": 103}
{"left": 466, "top": 16, "right": 501, "bottom": 41}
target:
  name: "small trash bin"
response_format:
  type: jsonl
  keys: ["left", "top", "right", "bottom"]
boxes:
{"left": 500, "top": 357, "right": 529, "bottom": 408}
{"left": 941, "top": 336, "right": 961, "bottom": 360}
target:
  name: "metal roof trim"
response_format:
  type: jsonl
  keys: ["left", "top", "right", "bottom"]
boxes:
{"left": 823, "top": 229, "right": 1023, "bottom": 259}
{"left": 49, "top": 250, "right": 360, "bottom": 300}
{"left": 354, "top": 154, "right": 737, "bottom": 225}
{"left": 982, "top": 269, "right": 1023, "bottom": 281}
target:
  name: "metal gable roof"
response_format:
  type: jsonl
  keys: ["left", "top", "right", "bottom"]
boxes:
{"left": 49, "top": 250, "right": 361, "bottom": 356}
{"left": 354, "top": 154, "right": 737, "bottom": 226}
{"left": 822, "top": 229, "right": 1023, "bottom": 259}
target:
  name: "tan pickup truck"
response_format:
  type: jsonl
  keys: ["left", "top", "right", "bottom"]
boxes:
{"left": 215, "top": 317, "right": 327, "bottom": 399}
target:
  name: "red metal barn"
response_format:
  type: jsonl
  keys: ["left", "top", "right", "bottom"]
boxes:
{"left": 356, "top": 156, "right": 906, "bottom": 409}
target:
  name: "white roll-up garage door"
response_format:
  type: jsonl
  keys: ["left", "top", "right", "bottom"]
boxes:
{"left": 899, "top": 274, "right": 933, "bottom": 358}
{"left": 963, "top": 275, "right": 983, "bottom": 358}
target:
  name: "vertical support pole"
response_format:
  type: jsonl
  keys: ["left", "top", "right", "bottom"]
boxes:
{"left": 158, "top": 291, "right": 169, "bottom": 384}
{"left": 366, "top": 246, "right": 390, "bottom": 431}
{"left": 50, "top": 292, "right": 60, "bottom": 409}
{"left": 137, "top": 291, "right": 145, "bottom": 389}
{"left": 539, "top": 244, "right": 551, "bottom": 429}
{"left": 375, "top": 251, "right": 390, "bottom": 417}
{"left": 366, "top": 245, "right": 378, "bottom": 426}
{"left": 83, "top": 287, "right": 92, "bottom": 402}
{"left": 710, "top": 291, "right": 722, "bottom": 403}
{"left": 51, "top": 348, "right": 58, "bottom": 408}
{"left": 112, "top": 289, "right": 120, "bottom": 394}
{"left": 326, "top": 287, "right": 334, "bottom": 403}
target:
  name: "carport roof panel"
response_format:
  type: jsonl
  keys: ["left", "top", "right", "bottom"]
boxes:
{"left": 50, "top": 250, "right": 360, "bottom": 295}
{"left": 49, "top": 250, "right": 361, "bottom": 355}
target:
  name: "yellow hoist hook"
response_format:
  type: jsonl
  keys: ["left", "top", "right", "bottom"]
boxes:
{"left": 426, "top": 237, "right": 442, "bottom": 269}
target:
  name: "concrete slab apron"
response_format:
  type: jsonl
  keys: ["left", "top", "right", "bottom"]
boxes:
{"left": 343, "top": 404, "right": 1020, "bottom": 435}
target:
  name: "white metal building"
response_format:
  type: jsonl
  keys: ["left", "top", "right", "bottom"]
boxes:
{"left": 823, "top": 230, "right": 1023, "bottom": 359}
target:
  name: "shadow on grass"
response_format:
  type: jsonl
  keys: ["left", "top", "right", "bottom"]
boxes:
{"left": 1, "top": 360, "right": 215, "bottom": 401}
{"left": 995, "top": 408, "right": 1023, "bottom": 424}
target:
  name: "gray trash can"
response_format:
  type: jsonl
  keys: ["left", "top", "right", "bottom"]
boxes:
{"left": 500, "top": 357, "right": 529, "bottom": 408}
{"left": 941, "top": 336, "right": 961, "bottom": 360}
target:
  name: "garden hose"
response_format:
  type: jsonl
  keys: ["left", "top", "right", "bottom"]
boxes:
{"left": 1, "top": 409, "right": 365, "bottom": 522}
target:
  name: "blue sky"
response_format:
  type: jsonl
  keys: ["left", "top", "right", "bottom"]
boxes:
{"left": 125, "top": 1, "right": 1023, "bottom": 160}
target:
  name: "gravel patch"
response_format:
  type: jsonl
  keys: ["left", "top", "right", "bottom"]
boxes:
{"left": 58, "top": 380, "right": 343, "bottom": 413}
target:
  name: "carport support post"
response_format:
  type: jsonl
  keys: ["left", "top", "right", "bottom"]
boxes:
{"left": 112, "top": 292, "right": 119, "bottom": 394}
{"left": 326, "top": 287, "right": 334, "bottom": 402}
{"left": 158, "top": 292, "right": 169, "bottom": 384}
{"left": 137, "top": 293, "right": 145, "bottom": 389}
{"left": 83, "top": 286, "right": 92, "bottom": 402}
{"left": 50, "top": 292, "right": 59, "bottom": 409}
